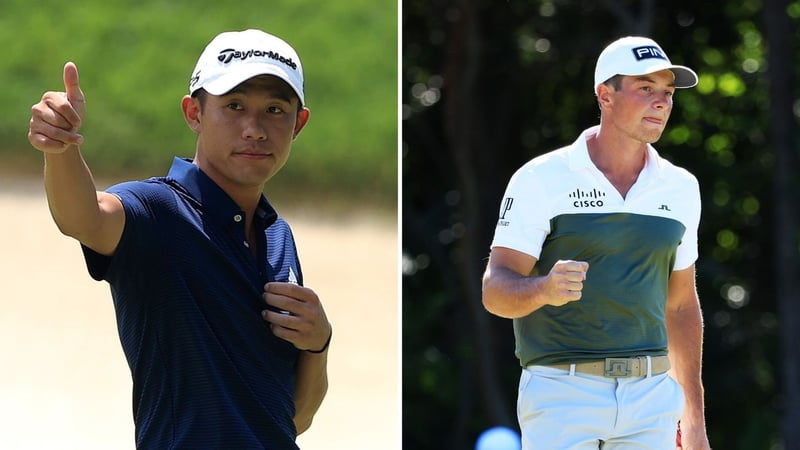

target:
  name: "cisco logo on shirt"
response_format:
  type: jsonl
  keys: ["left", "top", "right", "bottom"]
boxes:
{"left": 569, "top": 188, "right": 606, "bottom": 208}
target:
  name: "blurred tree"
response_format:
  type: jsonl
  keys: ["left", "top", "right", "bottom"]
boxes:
{"left": 764, "top": 0, "right": 800, "bottom": 447}
{"left": 403, "top": 0, "right": 795, "bottom": 448}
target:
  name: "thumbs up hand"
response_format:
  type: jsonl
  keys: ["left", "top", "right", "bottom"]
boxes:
{"left": 28, "top": 62, "right": 87, "bottom": 153}
{"left": 62, "top": 62, "right": 86, "bottom": 124}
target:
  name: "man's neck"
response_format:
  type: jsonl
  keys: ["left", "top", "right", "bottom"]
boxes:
{"left": 587, "top": 129, "right": 648, "bottom": 199}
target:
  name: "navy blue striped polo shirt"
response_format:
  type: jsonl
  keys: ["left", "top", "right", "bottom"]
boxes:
{"left": 82, "top": 157, "right": 303, "bottom": 449}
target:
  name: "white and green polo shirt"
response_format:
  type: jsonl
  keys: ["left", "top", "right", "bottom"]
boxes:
{"left": 491, "top": 126, "right": 701, "bottom": 367}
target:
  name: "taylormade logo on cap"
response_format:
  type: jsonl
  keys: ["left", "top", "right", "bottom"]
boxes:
{"left": 216, "top": 48, "right": 298, "bottom": 70}
{"left": 593, "top": 36, "right": 697, "bottom": 94}
{"left": 189, "top": 29, "right": 305, "bottom": 105}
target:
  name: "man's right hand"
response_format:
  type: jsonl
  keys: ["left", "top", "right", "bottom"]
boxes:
{"left": 482, "top": 247, "right": 590, "bottom": 318}
{"left": 28, "top": 62, "right": 86, "bottom": 153}
{"left": 27, "top": 61, "right": 125, "bottom": 257}
{"left": 543, "top": 259, "right": 589, "bottom": 307}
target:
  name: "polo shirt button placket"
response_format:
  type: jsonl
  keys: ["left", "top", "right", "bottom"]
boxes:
{"left": 233, "top": 214, "right": 248, "bottom": 248}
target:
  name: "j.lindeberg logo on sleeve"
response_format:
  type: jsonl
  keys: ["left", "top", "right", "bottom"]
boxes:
{"left": 217, "top": 48, "right": 298, "bottom": 71}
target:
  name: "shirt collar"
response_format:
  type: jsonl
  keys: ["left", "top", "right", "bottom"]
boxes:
{"left": 164, "top": 157, "right": 278, "bottom": 230}
{"left": 567, "top": 125, "right": 666, "bottom": 179}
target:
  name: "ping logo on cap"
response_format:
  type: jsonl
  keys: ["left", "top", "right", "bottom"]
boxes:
{"left": 631, "top": 46, "right": 667, "bottom": 62}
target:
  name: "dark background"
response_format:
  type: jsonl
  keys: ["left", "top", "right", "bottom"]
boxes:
{"left": 402, "top": 0, "right": 799, "bottom": 448}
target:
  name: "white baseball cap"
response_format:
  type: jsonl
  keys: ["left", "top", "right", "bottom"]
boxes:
{"left": 189, "top": 29, "right": 305, "bottom": 105}
{"left": 594, "top": 36, "right": 697, "bottom": 94}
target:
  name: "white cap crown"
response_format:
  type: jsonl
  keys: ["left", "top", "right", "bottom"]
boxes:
{"left": 189, "top": 29, "right": 305, "bottom": 105}
{"left": 594, "top": 36, "right": 697, "bottom": 94}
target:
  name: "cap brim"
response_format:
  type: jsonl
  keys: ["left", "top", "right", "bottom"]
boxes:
{"left": 668, "top": 66, "right": 698, "bottom": 88}
{"left": 195, "top": 64, "right": 305, "bottom": 105}
{"left": 620, "top": 63, "right": 698, "bottom": 89}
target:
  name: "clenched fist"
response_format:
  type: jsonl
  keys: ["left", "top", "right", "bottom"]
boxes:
{"left": 542, "top": 259, "right": 589, "bottom": 307}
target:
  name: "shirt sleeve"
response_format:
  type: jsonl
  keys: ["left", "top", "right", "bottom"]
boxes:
{"left": 672, "top": 174, "right": 701, "bottom": 271}
{"left": 81, "top": 181, "right": 164, "bottom": 281}
{"left": 489, "top": 165, "right": 552, "bottom": 259}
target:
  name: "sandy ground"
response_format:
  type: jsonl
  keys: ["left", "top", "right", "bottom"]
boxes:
{"left": 0, "top": 176, "right": 399, "bottom": 450}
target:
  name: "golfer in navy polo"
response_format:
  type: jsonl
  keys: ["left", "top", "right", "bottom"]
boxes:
{"left": 28, "top": 29, "right": 332, "bottom": 449}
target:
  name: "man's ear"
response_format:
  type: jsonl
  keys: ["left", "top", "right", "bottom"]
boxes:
{"left": 292, "top": 107, "right": 311, "bottom": 140}
{"left": 181, "top": 95, "right": 202, "bottom": 133}
{"left": 595, "top": 84, "right": 614, "bottom": 110}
